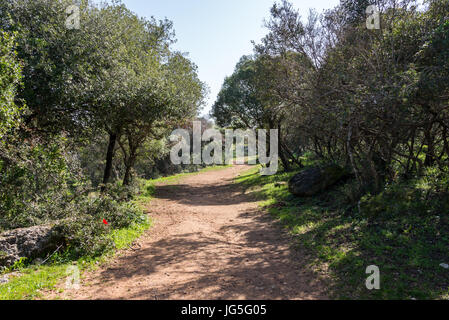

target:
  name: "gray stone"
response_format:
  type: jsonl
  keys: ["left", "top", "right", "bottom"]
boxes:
{"left": 0, "top": 225, "right": 59, "bottom": 267}
{"left": 288, "top": 164, "right": 348, "bottom": 197}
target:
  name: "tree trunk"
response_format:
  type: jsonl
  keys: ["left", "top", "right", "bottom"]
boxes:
{"left": 123, "top": 154, "right": 137, "bottom": 186}
{"left": 347, "top": 125, "right": 362, "bottom": 185}
{"left": 123, "top": 164, "right": 132, "bottom": 186}
{"left": 424, "top": 124, "right": 435, "bottom": 167}
{"left": 280, "top": 141, "right": 303, "bottom": 168}
{"left": 442, "top": 124, "right": 449, "bottom": 160}
{"left": 279, "top": 145, "right": 292, "bottom": 172}
{"left": 277, "top": 123, "right": 291, "bottom": 172}
{"left": 102, "top": 132, "right": 118, "bottom": 190}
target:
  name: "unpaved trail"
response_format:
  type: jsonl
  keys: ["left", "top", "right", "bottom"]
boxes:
{"left": 55, "top": 165, "right": 327, "bottom": 300}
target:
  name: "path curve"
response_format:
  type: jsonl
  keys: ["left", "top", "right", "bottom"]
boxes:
{"left": 57, "top": 165, "right": 327, "bottom": 300}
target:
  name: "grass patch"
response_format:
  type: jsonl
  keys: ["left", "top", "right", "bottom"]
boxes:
{"left": 0, "top": 219, "right": 150, "bottom": 300}
{"left": 235, "top": 165, "right": 449, "bottom": 300}
{"left": 0, "top": 187, "right": 155, "bottom": 300}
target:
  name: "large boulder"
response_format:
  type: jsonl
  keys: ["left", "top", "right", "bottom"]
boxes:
{"left": 0, "top": 225, "right": 59, "bottom": 267}
{"left": 288, "top": 164, "right": 348, "bottom": 197}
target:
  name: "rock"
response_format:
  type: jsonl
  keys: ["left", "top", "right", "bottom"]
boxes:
{"left": 0, "top": 225, "right": 60, "bottom": 267}
{"left": 440, "top": 263, "right": 449, "bottom": 269}
{"left": 288, "top": 164, "right": 348, "bottom": 197}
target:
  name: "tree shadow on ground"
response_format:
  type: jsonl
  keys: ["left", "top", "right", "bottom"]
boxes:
{"left": 86, "top": 172, "right": 328, "bottom": 300}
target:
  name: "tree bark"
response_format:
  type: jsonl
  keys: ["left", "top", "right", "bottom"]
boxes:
{"left": 424, "top": 123, "right": 435, "bottom": 167}
{"left": 102, "top": 132, "right": 118, "bottom": 190}
{"left": 123, "top": 165, "right": 132, "bottom": 186}
{"left": 123, "top": 153, "right": 137, "bottom": 186}
{"left": 277, "top": 123, "right": 291, "bottom": 172}
{"left": 279, "top": 146, "right": 292, "bottom": 172}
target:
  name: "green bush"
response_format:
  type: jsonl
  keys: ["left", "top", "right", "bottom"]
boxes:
{"left": 0, "top": 31, "right": 22, "bottom": 140}
{"left": 0, "top": 138, "right": 81, "bottom": 230}
{"left": 0, "top": 136, "right": 146, "bottom": 258}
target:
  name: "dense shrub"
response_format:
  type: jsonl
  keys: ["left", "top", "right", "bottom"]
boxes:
{"left": 0, "top": 137, "right": 86, "bottom": 230}
{"left": 0, "top": 135, "right": 146, "bottom": 257}
{"left": 0, "top": 31, "right": 22, "bottom": 140}
{"left": 360, "top": 167, "right": 449, "bottom": 219}
{"left": 54, "top": 194, "right": 145, "bottom": 257}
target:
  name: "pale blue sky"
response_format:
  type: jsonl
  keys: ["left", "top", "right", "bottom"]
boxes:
{"left": 119, "top": 0, "right": 340, "bottom": 116}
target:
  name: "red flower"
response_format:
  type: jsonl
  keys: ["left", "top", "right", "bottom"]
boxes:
{"left": 103, "top": 219, "right": 108, "bottom": 225}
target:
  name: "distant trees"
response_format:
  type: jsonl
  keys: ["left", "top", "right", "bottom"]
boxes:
{"left": 116, "top": 52, "right": 205, "bottom": 186}
{"left": 213, "top": 0, "right": 449, "bottom": 192}
{"left": 212, "top": 54, "right": 308, "bottom": 170}
{"left": 212, "top": 56, "right": 265, "bottom": 129}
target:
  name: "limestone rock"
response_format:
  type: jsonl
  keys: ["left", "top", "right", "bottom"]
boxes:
{"left": 0, "top": 225, "right": 59, "bottom": 267}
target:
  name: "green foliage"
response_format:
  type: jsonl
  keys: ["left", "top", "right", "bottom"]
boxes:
{"left": 0, "top": 137, "right": 81, "bottom": 230}
{"left": 212, "top": 54, "right": 309, "bottom": 170}
{"left": 0, "top": 0, "right": 205, "bottom": 245}
{"left": 1, "top": 0, "right": 206, "bottom": 188}
{"left": 0, "top": 135, "right": 146, "bottom": 257}
{"left": 212, "top": 56, "right": 265, "bottom": 129}
{"left": 54, "top": 195, "right": 145, "bottom": 258}
{"left": 0, "top": 0, "right": 93, "bottom": 135}
{"left": 215, "top": 0, "right": 449, "bottom": 184}
{"left": 0, "top": 30, "right": 22, "bottom": 139}
{"left": 361, "top": 166, "right": 449, "bottom": 219}
{"left": 0, "top": 0, "right": 206, "bottom": 300}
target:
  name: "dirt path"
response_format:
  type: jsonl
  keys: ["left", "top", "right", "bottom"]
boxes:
{"left": 57, "top": 165, "right": 327, "bottom": 300}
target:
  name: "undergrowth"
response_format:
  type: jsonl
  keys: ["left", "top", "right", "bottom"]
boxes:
{"left": 235, "top": 164, "right": 449, "bottom": 299}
